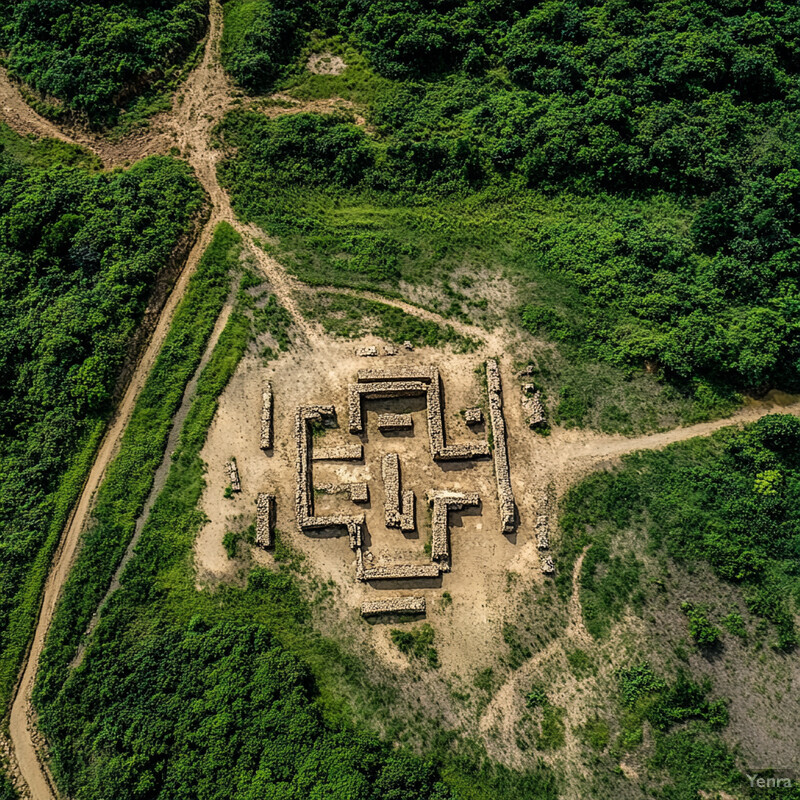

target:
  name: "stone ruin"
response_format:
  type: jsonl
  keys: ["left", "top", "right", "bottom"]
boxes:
{"left": 427, "top": 490, "right": 480, "bottom": 570}
{"left": 486, "top": 360, "right": 516, "bottom": 533}
{"left": 351, "top": 367, "right": 490, "bottom": 461}
{"left": 464, "top": 407, "right": 483, "bottom": 426}
{"left": 260, "top": 383, "right": 273, "bottom": 450}
{"left": 312, "top": 443, "right": 363, "bottom": 461}
{"left": 243, "top": 360, "right": 552, "bottom": 617}
{"left": 356, "top": 346, "right": 378, "bottom": 357}
{"left": 521, "top": 383, "right": 547, "bottom": 428}
{"left": 534, "top": 486, "right": 555, "bottom": 574}
{"left": 381, "top": 453, "right": 415, "bottom": 532}
{"left": 226, "top": 457, "right": 241, "bottom": 492}
{"left": 255, "top": 493, "right": 275, "bottom": 548}
{"left": 377, "top": 413, "right": 413, "bottom": 431}
{"left": 294, "top": 405, "right": 364, "bottom": 550}
{"left": 361, "top": 596, "right": 426, "bottom": 616}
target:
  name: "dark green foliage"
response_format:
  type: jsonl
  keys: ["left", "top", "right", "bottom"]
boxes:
{"left": 681, "top": 602, "right": 721, "bottom": 646}
{"left": 32, "top": 223, "right": 241, "bottom": 707}
{"left": 1, "top": 0, "right": 208, "bottom": 123}
{"left": 721, "top": 612, "right": 747, "bottom": 639}
{"left": 221, "top": 0, "right": 302, "bottom": 93}
{"left": 390, "top": 624, "right": 439, "bottom": 669}
{"left": 0, "top": 145, "right": 203, "bottom": 709}
{"left": 559, "top": 415, "right": 800, "bottom": 649}
{"left": 42, "top": 618, "right": 452, "bottom": 800}
{"left": 218, "top": 0, "right": 800, "bottom": 398}
{"left": 524, "top": 685, "right": 547, "bottom": 710}
{"left": 618, "top": 663, "right": 728, "bottom": 731}
{"left": 0, "top": 773, "right": 16, "bottom": 800}
{"left": 650, "top": 724, "right": 743, "bottom": 799}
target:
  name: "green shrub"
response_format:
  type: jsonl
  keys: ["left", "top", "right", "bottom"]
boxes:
{"left": 390, "top": 624, "right": 440, "bottom": 669}
{"left": 681, "top": 602, "right": 721, "bottom": 647}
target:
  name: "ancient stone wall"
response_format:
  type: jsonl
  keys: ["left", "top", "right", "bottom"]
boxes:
{"left": 348, "top": 381, "right": 428, "bottom": 433}
{"left": 521, "top": 383, "right": 546, "bottom": 428}
{"left": 312, "top": 444, "right": 363, "bottom": 461}
{"left": 260, "top": 383, "right": 273, "bottom": 450}
{"left": 382, "top": 453, "right": 401, "bottom": 528}
{"left": 255, "top": 493, "right": 275, "bottom": 548}
{"left": 377, "top": 413, "right": 413, "bottom": 431}
{"left": 294, "top": 405, "right": 364, "bottom": 550}
{"left": 427, "top": 491, "right": 479, "bottom": 568}
{"left": 360, "top": 564, "right": 441, "bottom": 581}
{"left": 400, "top": 490, "right": 415, "bottom": 532}
{"left": 227, "top": 458, "right": 241, "bottom": 492}
{"left": 357, "top": 367, "right": 436, "bottom": 383}
{"left": 361, "top": 597, "right": 426, "bottom": 616}
{"left": 486, "top": 359, "right": 516, "bottom": 532}
{"left": 464, "top": 407, "right": 483, "bottom": 425}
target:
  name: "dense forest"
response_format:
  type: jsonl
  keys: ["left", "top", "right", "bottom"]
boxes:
{"left": 0, "top": 135, "right": 204, "bottom": 708}
{"left": 219, "top": 0, "right": 800, "bottom": 402}
{"left": 0, "top": 0, "right": 208, "bottom": 123}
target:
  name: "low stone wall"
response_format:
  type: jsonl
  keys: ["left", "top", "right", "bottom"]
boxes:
{"left": 350, "top": 483, "right": 369, "bottom": 503}
{"left": 348, "top": 381, "right": 428, "bottom": 433}
{"left": 382, "top": 453, "right": 401, "bottom": 528}
{"left": 260, "top": 383, "right": 273, "bottom": 450}
{"left": 486, "top": 360, "right": 516, "bottom": 533}
{"left": 464, "top": 407, "right": 483, "bottom": 425}
{"left": 360, "top": 563, "right": 441, "bottom": 581}
{"left": 295, "top": 404, "right": 364, "bottom": 550}
{"left": 255, "top": 493, "right": 275, "bottom": 548}
{"left": 400, "top": 489, "right": 415, "bottom": 532}
{"left": 427, "top": 491, "right": 479, "bottom": 568}
{"left": 226, "top": 458, "right": 241, "bottom": 492}
{"left": 312, "top": 444, "right": 363, "bottom": 461}
{"left": 521, "top": 383, "right": 546, "bottom": 428}
{"left": 377, "top": 413, "right": 413, "bottom": 431}
{"left": 361, "top": 597, "right": 426, "bottom": 616}
{"left": 357, "top": 367, "right": 436, "bottom": 383}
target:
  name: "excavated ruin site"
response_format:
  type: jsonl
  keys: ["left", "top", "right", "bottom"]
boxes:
{"left": 194, "top": 335, "right": 558, "bottom": 671}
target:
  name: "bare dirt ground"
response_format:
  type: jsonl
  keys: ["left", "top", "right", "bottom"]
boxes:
{"left": 2, "top": 2, "right": 800, "bottom": 797}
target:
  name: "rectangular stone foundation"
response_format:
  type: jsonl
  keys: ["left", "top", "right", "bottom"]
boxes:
{"left": 348, "top": 381, "right": 428, "bottom": 433}
{"left": 382, "top": 453, "right": 401, "bottom": 527}
{"left": 361, "top": 564, "right": 441, "bottom": 581}
{"left": 312, "top": 444, "right": 363, "bottom": 461}
{"left": 428, "top": 490, "right": 480, "bottom": 567}
{"left": 486, "top": 360, "right": 516, "bottom": 532}
{"left": 361, "top": 597, "right": 426, "bottom": 616}
{"left": 255, "top": 493, "right": 275, "bottom": 548}
{"left": 377, "top": 413, "right": 413, "bottom": 431}
{"left": 260, "top": 384, "right": 273, "bottom": 450}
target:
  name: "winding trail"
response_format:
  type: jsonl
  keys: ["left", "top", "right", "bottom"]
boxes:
{"left": 3, "top": 3, "right": 800, "bottom": 797}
